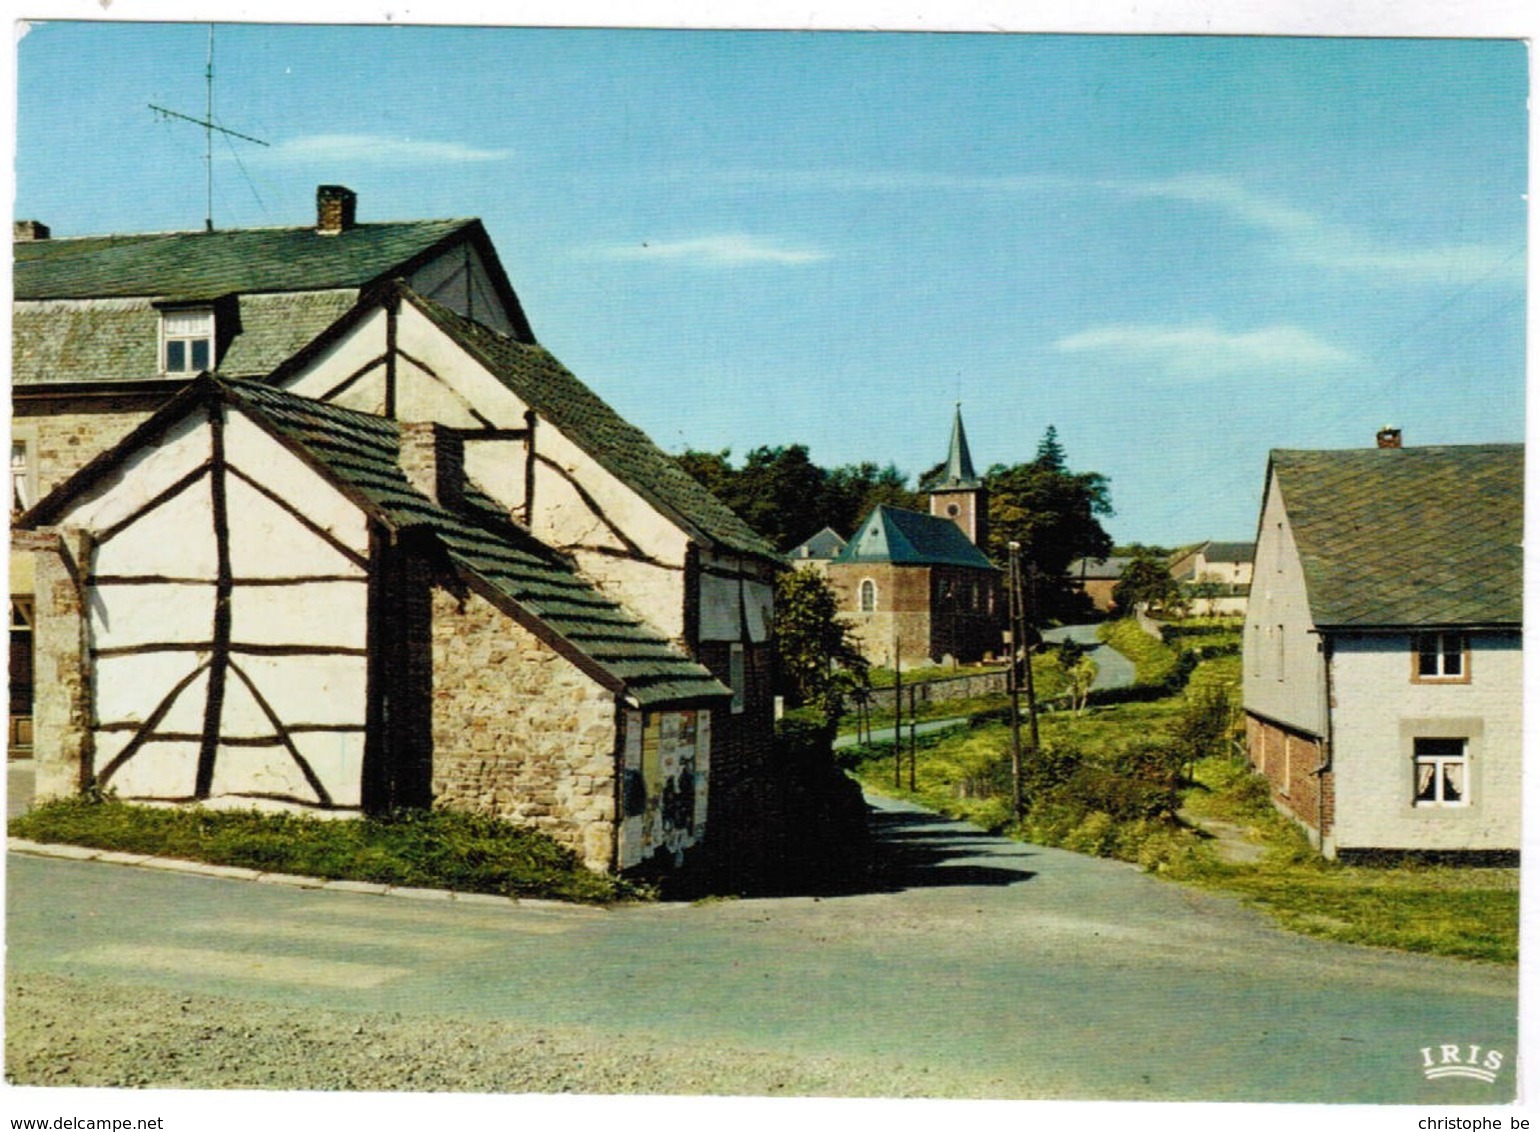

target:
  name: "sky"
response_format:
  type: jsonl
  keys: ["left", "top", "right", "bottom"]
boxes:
{"left": 9, "top": 15, "right": 1529, "bottom": 548}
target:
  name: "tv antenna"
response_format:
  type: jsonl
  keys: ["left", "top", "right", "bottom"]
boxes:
{"left": 150, "top": 25, "right": 269, "bottom": 232}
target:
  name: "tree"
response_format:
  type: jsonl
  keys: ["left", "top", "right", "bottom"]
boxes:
{"left": 1113, "top": 550, "right": 1184, "bottom": 616}
{"left": 984, "top": 427, "right": 1114, "bottom": 624}
{"left": 773, "top": 568, "right": 870, "bottom": 723}
{"left": 1053, "top": 638, "right": 1097, "bottom": 716}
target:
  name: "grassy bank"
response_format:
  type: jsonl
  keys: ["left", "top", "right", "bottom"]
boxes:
{"left": 845, "top": 619, "right": 1516, "bottom": 963}
{"left": 9, "top": 799, "right": 643, "bottom": 904}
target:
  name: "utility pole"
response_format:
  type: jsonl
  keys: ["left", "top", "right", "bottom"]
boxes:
{"left": 1007, "top": 541, "right": 1024, "bottom": 821}
{"left": 150, "top": 26, "right": 269, "bottom": 231}
{"left": 1023, "top": 557, "right": 1042, "bottom": 765}
{"left": 892, "top": 625, "right": 903, "bottom": 790}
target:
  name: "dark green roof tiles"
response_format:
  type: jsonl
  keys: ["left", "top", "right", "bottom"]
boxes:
{"left": 15, "top": 221, "right": 473, "bottom": 301}
{"left": 1271, "top": 444, "right": 1522, "bottom": 629}
{"left": 835, "top": 505, "right": 995, "bottom": 569}
{"left": 225, "top": 378, "right": 730, "bottom": 706}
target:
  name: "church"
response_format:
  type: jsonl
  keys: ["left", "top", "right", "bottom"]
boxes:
{"left": 824, "top": 409, "right": 1003, "bottom": 668}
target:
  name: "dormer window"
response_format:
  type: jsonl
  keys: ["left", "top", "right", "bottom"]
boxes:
{"left": 162, "top": 307, "right": 214, "bottom": 373}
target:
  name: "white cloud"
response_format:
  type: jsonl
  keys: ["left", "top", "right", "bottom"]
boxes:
{"left": 597, "top": 234, "right": 829, "bottom": 266}
{"left": 258, "top": 134, "right": 511, "bottom": 165}
{"left": 1113, "top": 174, "right": 1523, "bottom": 285}
{"left": 1055, "top": 322, "right": 1356, "bottom": 381}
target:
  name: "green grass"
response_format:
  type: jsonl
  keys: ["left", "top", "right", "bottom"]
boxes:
{"left": 867, "top": 663, "right": 998, "bottom": 688}
{"left": 9, "top": 798, "right": 645, "bottom": 904}
{"left": 1097, "top": 619, "right": 1180, "bottom": 684}
{"left": 844, "top": 633, "right": 1517, "bottom": 963}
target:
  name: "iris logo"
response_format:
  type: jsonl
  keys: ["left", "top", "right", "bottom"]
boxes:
{"left": 1420, "top": 1044, "right": 1503, "bottom": 1084}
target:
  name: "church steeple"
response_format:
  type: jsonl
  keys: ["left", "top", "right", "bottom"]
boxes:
{"left": 926, "top": 404, "right": 988, "bottom": 547}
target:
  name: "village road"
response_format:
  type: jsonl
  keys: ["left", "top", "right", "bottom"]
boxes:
{"left": 1042, "top": 622, "right": 1138, "bottom": 691}
{"left": 6, "top": 792, "right": 1517, "bottom": 1103}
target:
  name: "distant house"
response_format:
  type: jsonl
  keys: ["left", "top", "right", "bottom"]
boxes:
{"left": 1170, "top": 540, "right": 1254, "bottom": 615}
{"left": 825, "top": 407, "right": 1001, "bottom": 668}
{"left": 1067, "top": 555, "right": 1135, "bottom": 613}
{"left": 1242, "top": 439, "right": 1521, "bottom": 861}
{"left": 788, "top": 527, "right": 848, "bottom": 574}
{"left": 12, "top": 188, "right": 783, "bottom": 875}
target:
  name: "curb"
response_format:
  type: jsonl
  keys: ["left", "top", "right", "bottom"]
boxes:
{"left": 6, "top": 836, "right": 608, "bottom": 912}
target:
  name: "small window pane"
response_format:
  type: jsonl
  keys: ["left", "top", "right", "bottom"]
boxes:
{"left": 166, "top": 340, "right": 187, "bottom": 371}
{"left": 1442, "top": 637, "right": 1462, "bottom": 676}
{"left": 191, "top": 339, "right": 211, "bottom": 371}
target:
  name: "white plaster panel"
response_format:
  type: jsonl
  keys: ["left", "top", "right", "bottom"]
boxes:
{"left": 743, "top": 579, "right": 773, "bottom": 644}
{"left": 393, "top": 360, "right": 487, "bottom": 428}
{"left": 224, "top": 474, "right": 364, "bottom": 579}
{"left": 230, "top": 581, "right": 368, "bottom": 649}
{"left": 209, "top": 743, "right": 316, "bottom": 802}
{"left": 463, "top": 438, "right": 528, "bottom": 517}
{"left": 93, "top": 653, "right": 208, "bottom": 727}
{"left": 276, "top": 308, "right": 389, "bottom": 402}
{"left": 535, "top": 474, "right": 629, "bottom": 553}
{"left": 218, "top": 674, "right": 280, "bottom": 739}
{"left": 322, "top": 370, "right": 388, "bottom": 417}
{"left": 293, "top": 732, "right": 365, "bottom": 808}
{"left": 92, "top": 478, "right": 218, "bottom": 579}
{"left": 235, "top": 654, "right": 368, "bottom": 726}
{"left": 109, "top": 741, "right": 200, "bottom": 799}
{"left": 60, "top": 413, "right": 211, "bottom": 536}
{"left": 699, "top": 573, "right": 741, "bottom": 642}
{"left": 394, "top": 304, "right": 528, "bottom": 424}
{"left": 223, "top": 412, "right": 371, "bottom": 561}
{"left": 88, "top": 583, "right": 215, "bottom": 650}
{"left": 1328, "top": 633, "right": 1521, "bottom": 852}
{"left": 1242, "top": 475, "right": 1325, "bottom": 736}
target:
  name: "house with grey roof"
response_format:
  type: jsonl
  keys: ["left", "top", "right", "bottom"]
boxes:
{"left": 1067, "top": 555, "right": 1136, "bottom": 613}
{"left": 788, "top": 527, "right": 849, "bottom": 573}
{"left": 12, "top": 188, "right": 783, "bottom": 875}
{"left": 1242, "top": 438, "right": 1522, "bottom": 860}
{"left": 1169, "top": 539, "right": 1254, "bottom": 615}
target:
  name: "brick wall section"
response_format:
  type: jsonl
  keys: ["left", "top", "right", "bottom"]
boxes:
{"left": 31, "top": 529, "right": 93, "bottom": 800}
{"left": 827, "top": 562, "right": 1001, "bottom": 667}
{"left": 695, "top": 639, "right": 777, "bottom": 859}
{"left": 429, "top": 587, "right": 619, "bottom": 871}
{"left": 1246, "top": 712, "right": 1329, "bottom": 846}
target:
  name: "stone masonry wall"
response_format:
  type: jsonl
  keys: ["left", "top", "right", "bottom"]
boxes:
{"left": 31, "top": 529, "right": 93, "bottom": 800}
{"left": 20, "top": 404, "right": 159, "bottom": 498}
{"left": 429, "top": 588, "right": 619, "bottom": 871}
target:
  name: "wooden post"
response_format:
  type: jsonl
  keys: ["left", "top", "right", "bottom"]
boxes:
{"left": 1024, "top": 558, "right": 1041, "bottom": 764}
{"left": 1007, "top": 541, "right": 1024, "bottom": 821}
{"left": 908, "top": 683, "right": 917, "bottom": 791}
{"left": 892, "top": 627, "right": 902, "bottom": 789}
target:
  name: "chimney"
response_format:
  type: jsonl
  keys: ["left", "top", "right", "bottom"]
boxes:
{"left": 316, "top": 185, "right": 357, "bottom": 235}
{"left": 398, "top": 422, "right": 464, "bottom": 510}
{"left": 13, "top": 220, "right": 50, "bottom": 242}
{"left": 1376, "top": 426, "right": 1403, "bottom": 450}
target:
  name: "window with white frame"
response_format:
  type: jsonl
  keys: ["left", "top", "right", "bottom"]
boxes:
{"left": 161, "top": 308, "right": 214, "bottom": 373}
{"left": 1414, "top": 737, "right": 1467, "bottom": 807}
{"left": 859, "top": 578, "right": 877, "bottom": 613}
{"left": 11, "top": 439, "right": 31, "bottom": 514}
{"left": 1414, "top": 632, "right": 1467, "bottom": 681}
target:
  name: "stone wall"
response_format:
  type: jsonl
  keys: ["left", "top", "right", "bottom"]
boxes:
{"left": 18, "top": 401, "right": 162, "bottom": 499}
{"left": 429, "top": 588, "right": 619, "bottom": 871}
{"left": 30, "top": 529, "right": 93, "bottom": 800}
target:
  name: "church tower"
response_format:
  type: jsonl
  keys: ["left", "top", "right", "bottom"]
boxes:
{"left": 925, "top": 405, "right": 988, "bottom": 549}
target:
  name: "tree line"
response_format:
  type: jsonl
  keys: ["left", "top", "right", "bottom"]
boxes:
{"left": 676, "top": 425, "right": 1115, "bottom": 625}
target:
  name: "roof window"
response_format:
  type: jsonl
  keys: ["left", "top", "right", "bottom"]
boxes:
{"left": 162, "top": 307, "right": 214, "bottom": 374}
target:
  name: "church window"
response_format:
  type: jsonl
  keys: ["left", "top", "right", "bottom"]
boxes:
{"left": 859, "top": 579, "right": 877, "bottom": 612}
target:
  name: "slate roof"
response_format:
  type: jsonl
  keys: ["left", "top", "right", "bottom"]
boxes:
{"left": 23, "top": 376, "right": 730, "bottom": 707}
{"left": 15, "top": 221, "right": 473, "bottom": 301}
{"left": 14, "top": 291, "right": 359, "bottom": 385}
{"left": 1069, "top": 555, "right": 1134, "bottom": 581}
{"left": 834, "top": 505, "right": 996, "bottom": 570}
{"left": 1201, "top": 541, "right": 1255, "bottom": 565}
{"left": 790, "top": 527, "right": 848, "bottom": 561}
{"left": 918, "top": 405, "right": 982, "bottom": 492}
{"left": 408, "top": 294, "right": 779, "bottom": 562}
{"left": 1270, "top": 444, "right": 1522, "bottom": 629}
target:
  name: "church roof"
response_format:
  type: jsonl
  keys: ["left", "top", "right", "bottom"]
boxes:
{"left": 833, "top": 505, "right": 995, "bottom": 570}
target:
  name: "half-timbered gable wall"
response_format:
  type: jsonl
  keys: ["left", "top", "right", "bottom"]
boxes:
{"left": 34, "top": 396, "right": 373, "bottom": 812}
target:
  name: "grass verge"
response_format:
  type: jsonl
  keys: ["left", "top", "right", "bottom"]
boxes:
{"left": 9, "top": 798, "right": 644, "bottom": 905}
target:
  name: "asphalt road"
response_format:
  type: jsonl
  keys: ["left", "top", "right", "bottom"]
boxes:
{"left": 1042, "top": 622, "right": 1139, "bottom": 691}
{"left": 6, "top": 790, "right": 1517, "bottom": 1103}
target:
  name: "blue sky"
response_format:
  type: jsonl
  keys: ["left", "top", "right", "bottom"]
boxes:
{"left": 12, "top": 20, "right": 1528, "bottom": 546}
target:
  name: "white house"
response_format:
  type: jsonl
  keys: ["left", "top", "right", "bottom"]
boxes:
{"left": 1242, "top": 439, "right": 1522, "bottom": 861}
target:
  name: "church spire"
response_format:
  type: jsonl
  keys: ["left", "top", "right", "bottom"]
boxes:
{"left": 936, "top": 402, "right": 980, "bottom": 489}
